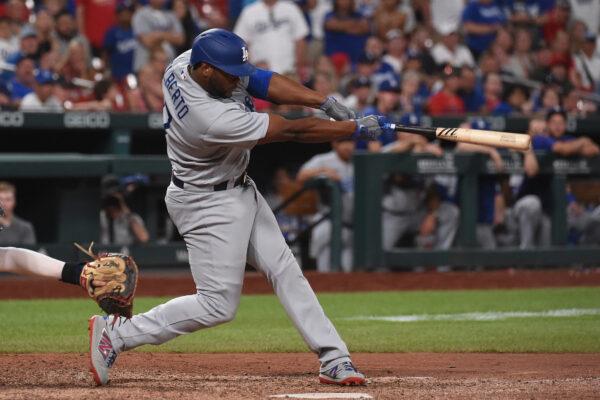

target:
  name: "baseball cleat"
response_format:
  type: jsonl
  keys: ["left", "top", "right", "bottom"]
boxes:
{"left": 88, "top": 315, "right": 119, "bottom": 386}
{"left": 319, "top": 361, "right": 366, "bottom": 386}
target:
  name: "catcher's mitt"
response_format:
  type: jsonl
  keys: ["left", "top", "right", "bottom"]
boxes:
{"left": 75, "top": 242, "right": 139, "bottom": 318}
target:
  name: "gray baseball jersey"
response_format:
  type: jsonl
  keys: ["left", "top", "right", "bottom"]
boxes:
{"left": 163, "top": 50, "right": 269, "bottom": 187}
{"left": 107, "top": 51, "right": 351, "bottom": 370}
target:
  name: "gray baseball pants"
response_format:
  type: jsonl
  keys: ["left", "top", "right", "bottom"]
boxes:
{"left": 108, "top": 179, "right": 350, "bottom": 368}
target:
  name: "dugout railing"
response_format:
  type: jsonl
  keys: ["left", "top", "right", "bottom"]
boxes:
{"left": 353, "top": 152, "right": 600, "bottom": 270}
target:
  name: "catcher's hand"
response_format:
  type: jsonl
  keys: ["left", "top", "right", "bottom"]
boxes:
{"left": 75, "top": 242, "right": 139, "bottom": 318}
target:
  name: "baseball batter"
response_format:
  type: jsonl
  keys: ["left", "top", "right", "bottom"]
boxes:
{"left": 89, "top": 29, "right": 391, "bottom": 386}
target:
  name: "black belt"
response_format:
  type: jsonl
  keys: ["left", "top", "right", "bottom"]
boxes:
{"left": 172, "top": 172, "right": 247, "bottom": 191}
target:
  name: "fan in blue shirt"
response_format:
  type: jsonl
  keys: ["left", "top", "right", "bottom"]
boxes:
{"left": 103, "top": 2, "right": 136, "bottom": 82}
{"left": 324, "top": 0, "right": 370, "bottom": 64}
{"left": 461, "top": 0, "right": 507, "bottom": 58}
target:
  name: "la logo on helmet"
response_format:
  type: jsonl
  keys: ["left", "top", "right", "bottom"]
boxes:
{"left": 242, "top": 46, "right": 249, "bottom": 62}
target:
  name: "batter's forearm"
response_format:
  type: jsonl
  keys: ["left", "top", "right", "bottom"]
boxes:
{"left": 260, "top": 115, "right": 356, "bottom": 144}
{"left": 266, "top": 74, "right": 325, "bottom": 108}
{"left": 283, "top": 118, "right": 356, "bottom": 143}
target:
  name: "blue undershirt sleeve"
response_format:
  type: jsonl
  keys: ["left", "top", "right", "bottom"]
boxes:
{"left": 247, "top": 68, "right": 274, "bottom": 100}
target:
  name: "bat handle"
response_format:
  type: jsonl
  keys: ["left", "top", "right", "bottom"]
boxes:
{"left": 386, "top": 123, "right": 437, "bottom": 140}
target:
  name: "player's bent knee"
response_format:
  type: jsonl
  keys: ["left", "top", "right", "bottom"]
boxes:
{"left": 195, "top": 290, "right": 240, "bottom": 325}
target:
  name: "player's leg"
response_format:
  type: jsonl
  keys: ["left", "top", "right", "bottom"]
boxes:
{"left": 514, "top": 195, "right": 543, "bottom": 248}
{"left": 246, "top": 186, "right": 364, "bottom": 385}
{"left": 310, "top": 218, "right": 332, "bottom": 272}
{"left": 106, "top": 185, "right": 256, "bottom": 353}
{"left": 433, "top": 202, "right": 460, "bottom": 249}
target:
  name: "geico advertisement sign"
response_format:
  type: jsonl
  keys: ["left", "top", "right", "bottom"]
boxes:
{"left": 0, "top": 112, "right": 25, "bottom": 127}
{"left": 64, "top": 112, "right": 110, "bottom": 128}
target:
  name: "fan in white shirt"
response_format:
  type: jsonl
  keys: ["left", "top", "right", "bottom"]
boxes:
{"left": 19, "top": 69, "right": 63, "bottom": 112}
{"left": 234, "top": 0, "right": 309, "bottom": 73}
{"left": 574, "top": 33, "right": 600, "bottom": 92}
{"left": 430, "top": 25, "right": 475, "bottom": 69}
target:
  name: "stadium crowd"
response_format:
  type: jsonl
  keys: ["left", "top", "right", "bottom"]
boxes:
{"left": 2, "top": 0, "right": 600, "bottom": 271}
{"left": 0, "top": 0, "right": 598, "bottom": 114}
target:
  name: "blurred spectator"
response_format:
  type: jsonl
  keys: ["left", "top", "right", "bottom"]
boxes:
{"left": 569, "top": 19, "right": 589, "bottom": 53}
{"left": 430, "top": 0, "right": 464, "bottom": 34}
{"left": 512, "top": 110, "right": 599, "bottom": 248}
{"left": 481, "top": 72, "right": 507, "bottom": 114}
{"left": 407, "top": 26, "right": 437, "bottom": 74}
{"left": 127, "top": 61, "right": 163, "bottom": 112}
{"left": 461, "top": 0, "right": 507, "bottom": 59}
{"left": 53, "top": 10, "right": 90, "bottom": 58}
{"left": 100, "top": 191, "right": 149, "bottom": 245}
{"left": 19, "top": 69, "right": 62, "bottom": 111}
{"left": 381, "top": 29, "right": 407, "bottom": 75}
{"left": 6, "top": 55, "right": 35, "bottom": 104}
{"left": 504, "top": 28, "right": 534, "bottom": 78}
{"left": 489, "top": 27, "right": 512, "bottom": 67}
{"left": 530, "top": 46, "right": 553, "bottom": 82}
{"left": 132, "top": 0, "right": 184, "bottom": 72}
{"left": 458, "top": 65, "right": 485, "bottom": 112}
{"left": 61, "top": 41, "right": 94, "bottom": 82}
{"left": 478, "top": 50, "right": 502, "bottom": 75}
{"left": 34, "top": 9, "right": 56, "bottom": 55}
{"left": 0, "top": 181, "right": 36, "bottom": 246}
{"left": 398, "top": 69, "right": 428, "bottom": 114}
{"left": 574, "top": 32, "right": 600, "bottom": 92}
{"left": 502, "top": 0, "right": 555, "bottom": 29}
{"left": 497, "top": 118, "right": 550, "bottom": 248}
{"left": 536, "top": 86, "right": 561, "bottom": 113}
{"left": 297, "top": 138, "right": 355, "bottom": 272}
{"left": 342, "top": 76, "right": 371, "bottom": 115}
{"left": 70, "top": 79, "right": 126, "bottom": 110}
{"left": 568, "top": 0, "right": 600, "bottom": 35}
{"left": 6, "top": 25, "right": 40, "bottom": 64}
{"left": 501, "top": 84, "right": 533, "bottom": 115}
{"left": 427, "top": 65, "right": 465, "bottom": 116}
{"left": 42, "top": 0, "right": 72, "bottom": 17}
{"left": 76, "top": 0, "right": 116, "bottom": 55}
{"left": 533, "top": 108, "right": 600, "bottom": 157}
{"left": 173, "top": 0, "right": 205, "bottom": 53}
{"left": 563, "top": 88, "right": 597, "bottom": 116}
{"left": 312, "top": 71, "right": 341, "bottom": 104}
{"left": 381, "top": 177, "right": 458, "bottom": 252}
{"left": 0, "top": 17, "right": 18, "bottom": 63}
{"left": 364, "top": 35, "right": 385, "bottom": 59}
{"left": 234, "top": 0, "right": 309, "bottom": 74}
{"left": 456, "top": 120, "right": 505, "bottom": 249}
{"left": 103, "top": 1, "right": 136, "bottom": 83}
{"left": 373, "top": 0, "right": 406, "bottom": 39}
{"left": 4, "top": 0, "right": 29, "bottom": 25}
{"left": 430, "top": 26, "right": 475, "bottom": 68}
{"left": 363, "top": 79, "right": 401, "bottom": 151}
{"left": 323, "top": 0, "right": 370, "bottom": 64}
{"left": 542, "top": 0, "right": 571, "bottom": 43}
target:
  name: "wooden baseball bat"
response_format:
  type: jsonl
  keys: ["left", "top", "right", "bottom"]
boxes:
{"left": 387, "top": 124, "right": 531, "bottom": 151}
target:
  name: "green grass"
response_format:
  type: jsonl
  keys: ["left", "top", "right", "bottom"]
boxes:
{"left": 1, "top": 287, "right": 599, "bottom": 353}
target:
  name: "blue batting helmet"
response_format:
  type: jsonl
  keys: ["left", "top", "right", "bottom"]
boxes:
{"left": 190, "top": 29, "right": 255, "bottom": 77}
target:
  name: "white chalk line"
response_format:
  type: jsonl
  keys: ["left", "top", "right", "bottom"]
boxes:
{"left": 346, "top": 308, "right": 600, "bottom": 323}
{"left": 269, "top": 394, "right": 372, "bottom": 399}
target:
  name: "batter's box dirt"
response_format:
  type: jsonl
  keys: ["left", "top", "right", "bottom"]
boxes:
{"left": 1, "top": 353, "right": 599, "bottom": 399}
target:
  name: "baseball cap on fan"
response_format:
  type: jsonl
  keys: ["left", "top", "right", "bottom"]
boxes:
{"left": 190, "top": 29, "right": 256, "bottom": 77}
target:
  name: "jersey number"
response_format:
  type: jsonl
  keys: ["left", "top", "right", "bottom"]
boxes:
{"left": 163, "top": 104, "right": 173, "bottom": 130}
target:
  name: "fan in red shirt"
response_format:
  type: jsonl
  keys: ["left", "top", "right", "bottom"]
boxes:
{"left": 76, "top": 0, "right": 117, "bottom": 54}
{"left": 427, "top": 65, "right": 466, "bottom": 116}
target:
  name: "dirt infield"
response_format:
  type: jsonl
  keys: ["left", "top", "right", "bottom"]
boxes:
{"left": 1, "top": 267, "right": 600, "bottom": 299}
{"left": 0, "top": 353, "right": 599, "bottom": 399}
{"left": 2, "top": 269, "right": 599, "bottom": 399}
